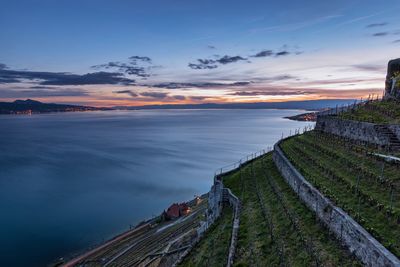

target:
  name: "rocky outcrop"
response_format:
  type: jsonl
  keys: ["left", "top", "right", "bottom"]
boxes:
{"left": 385, "top": 58, "right": 400, "bottom": 99}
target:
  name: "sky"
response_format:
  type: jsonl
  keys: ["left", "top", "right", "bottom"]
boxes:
{"left": 1, "top": 0, "right": 400, "bottom": 107}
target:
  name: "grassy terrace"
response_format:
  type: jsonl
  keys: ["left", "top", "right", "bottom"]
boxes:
{"left": 179, "top": 207, "right": 233, "bottom": 266}
{"left": 280, "top": 131, "right": 400, "bottom": 257}
{"left": 204, "top": 154, "right": 359, "bottom": 266}
{"left": 338, "top": 99, "right": 400, "bottom": 124}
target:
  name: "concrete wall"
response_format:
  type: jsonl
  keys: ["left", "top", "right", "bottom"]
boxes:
{"left": 273, "top": 143, "right": 400, "bottom": 266}
{"left": 315, "top": 116, "right": 389, "bottom": 145}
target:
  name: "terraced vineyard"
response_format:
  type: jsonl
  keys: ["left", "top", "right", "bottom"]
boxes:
{"left": 339, "top": 99, "right": 400, "bottom": 124}
{"left": 179, "top": 207, "right": 233, "bottom": 266}
{"left": 280, "top": 131, "right": 400, "bottom": 257}
{"left": 183, "top": 154, "right": 360, "bottom": 266}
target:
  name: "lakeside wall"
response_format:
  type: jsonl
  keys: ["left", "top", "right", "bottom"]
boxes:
{"left": 273, "top": 141, "right": 400, "bottom": 266}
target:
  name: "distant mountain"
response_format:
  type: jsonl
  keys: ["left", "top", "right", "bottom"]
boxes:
{"left": 117, "top": 99, "right": 357, "bottom": 111}
{"left": 0, "top": 99, "right": 108, "bottom": 114}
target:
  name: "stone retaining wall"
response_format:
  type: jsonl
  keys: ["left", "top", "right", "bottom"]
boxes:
{"left": 273, "top": 142, "right": 400, "bottom": 266}
{"left": 315, "top": 116, "right": 389, "bottom": 145}
{"left": 222, "top": 188, "right": 240, "bottom": 267}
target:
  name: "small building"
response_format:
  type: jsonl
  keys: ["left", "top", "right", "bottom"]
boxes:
{"left": 164, "top": 202, "right": 192, "bottom": 220}
{"left": 166, "top": 203, "right": 180, "bottom": 219}
{"left": 180, "top": 203, "right": 191, "bottom": 215}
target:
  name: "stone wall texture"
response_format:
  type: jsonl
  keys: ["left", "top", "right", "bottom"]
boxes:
{"left": 315, "top": 116, "right": 389, "bottom": 145}
{"left": 273, "top": 143, "right": 400, "bottom": 266}
{"left": 389, "top": 125, "right": 400, "bottom": 141}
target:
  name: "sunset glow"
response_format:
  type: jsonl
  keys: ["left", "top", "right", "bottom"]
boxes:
{"left": 1, "top": 1, "right": 399, "bottom": 107}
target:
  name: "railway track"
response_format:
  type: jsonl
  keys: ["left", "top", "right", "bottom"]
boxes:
{"left": 112, "top": 219, "right": 200, "bottom": 266}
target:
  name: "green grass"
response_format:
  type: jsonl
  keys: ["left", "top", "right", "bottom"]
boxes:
{"left": 338, "top": 99, "right": 400, "bottom": 124}
{"left": 179, "top": 206, "right": 233, "bottom": 267}
{"left": 223, "top": 154, "right": 360, "bottom": 266}
{"left": 280, "top": 131, "right": 400, "bottom": 257}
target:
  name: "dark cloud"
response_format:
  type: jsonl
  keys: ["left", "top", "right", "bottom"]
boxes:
{"left": 92, "top": 62, "right": 149, "bottom": 77}
{"left": 188, "top": 62, "right": 218, "bottom": 70}
{"left": 188, "top": 47, "right": 299, "bottom": 70}
{"left": 393, "top": 39, "right": 400, "bottom": 43}
{"left": 189, "top": 55, "right": 247, "bottom": 70}
{"left": 0, "top": 63, "right": 7, "bottom": 70}
{"left": 150, "top": 81, "right": 251, "bottom": 89}
{"left": 207, "top": 45, "right": 216, "bottom": 49}
{"left": 92, "top": 56, "right": 153, "bottom": 78}
{"left": 352, "top": 64, "right": 385, "bottom": 72}
{"left": 216, "top": 55, "right": 247, "bottom": 64}
{"left": 229, "top": 90, "right": 313, "bottom": 96}
{"left": 172, "top": 95, "right": 186, "bottom": 100}
{"left": 275, "top": 51, "right": 290, "bottom": 56}
{"left": 372, "top": 32, "right": 389, "bottom": 37}
{"left": 0, "top": 67, "right": 135, "bottom": 85}
{"left": 0, "top": 88, "right": 88, "bottom": 98}
{"left": 113, "top": 90, "right": 138, "bottom": 97}
{"left": 140, "top": 92, "right": 168, "bottom": 99}
{"left": 128, "top": 56, "right": 152, "bottom": 63}
{"left": 366, "top": 22, "right": 387, "bottom": 28}
{"left": 251, "top": 50, "right": 273, "bottom": 57}
{"left": 189, "top": 96, "right": 208, "bottom": 101}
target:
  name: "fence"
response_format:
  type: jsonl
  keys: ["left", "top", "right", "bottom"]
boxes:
{"left": 214, "top": 124, "right": 315, "bottom": 178}
{"left": 317, "top": 93, "right": 384, "bottom": 118}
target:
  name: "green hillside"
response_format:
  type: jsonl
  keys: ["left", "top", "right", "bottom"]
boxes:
{"left": 339, "top": 99, "right": 400, "bottom": 124}
{"left": 280, "top": 131, "right": 400, "bottom": 257}
{"left": 182, "top": 154, "right": 361, "bottom": 266}
{"left": 179, "top": 207, "right": 233, "bottom": 266}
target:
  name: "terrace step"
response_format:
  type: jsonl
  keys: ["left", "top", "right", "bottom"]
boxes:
{"left": 374, "top": 125, "right": 400, "bottom": 151}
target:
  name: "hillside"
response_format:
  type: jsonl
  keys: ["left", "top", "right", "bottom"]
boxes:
{"left": 280, "top": 131, "right": 400, "bottom": 257}
{"left": 0, "top": 99, "right": 106, "bottom": 114}
{"left": 181, "top": 154, "right": 361, "bottom": 266}
{"left": 339, "top": 98, "right": 400, "bottom": 124}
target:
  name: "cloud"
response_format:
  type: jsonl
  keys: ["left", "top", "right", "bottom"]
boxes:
{"left": 275, "top": 51, "right": 290, "bottom": 56}
{"left": 128, "top": 56, "right": 152, "bottom": 63}
{"left": 188, "top": 63, "right": 218, "bottom": 70}
{"left": 0, "top": 63, "right": 7, "bottom": 70}
{"left": 0, "top": 88, "right": 88, "bottom": 98}
{"left": 229, "top": 90, "right": 313, "bottom": 96}
{"left": 140, "top": 92, "right": 168, "bottom": 99}
{"left": 113, "top": 90, "right": 138, "bottom": 97}
{"left": 217, "top": 55, "right": 247, "bottom": 64}
{"left": 227, "top": 87, "right": 382, "bottom": 98}
{"left": 0, "top": 67, "right": 136, "bottom": 85}
{"left": 366, "top": 22, "right": 387, "bottom": 28}
{"left": 172, "top": 95, "right": 186, "bottom": 100}
{"left": 188, "top": 55, "right": 247, "bottom": 70}
{"left": 92, "top": 56, "right": 154, "bottom": 78}
{"left": 150, "top": 81, "right": 251, "bottom": 89}
{"left": 92, "top": 62, "right": 149, "bottom": 78}
{"left": 189, "top": 96, "right": 208, "bottom": 101}
{"left": 351, "top": 64, "right": 385, "bottom": 72}
{"left": 372, "top": 32, "right": 389, "bottom": 37}
{"left": 207, "top": 45, "right": 216, "bottom": 49}
{"left": 251, "top": 50, "right": 273, "bottom": 58}
{"left": 394, "top": 39, "right": 400, "bottom": 43}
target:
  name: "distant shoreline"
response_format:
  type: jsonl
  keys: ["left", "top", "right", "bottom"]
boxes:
{"left": 0, "top": 98, "right": 355, "bottom": 115}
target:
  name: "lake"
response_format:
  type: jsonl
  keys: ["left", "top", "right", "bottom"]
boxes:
{"left": 0, "top": 109, "right": 311, "bottom": 266}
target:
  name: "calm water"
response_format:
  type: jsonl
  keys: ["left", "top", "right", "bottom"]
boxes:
{"left": 0, "top": 109, "right": 310, "bottom": 266}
